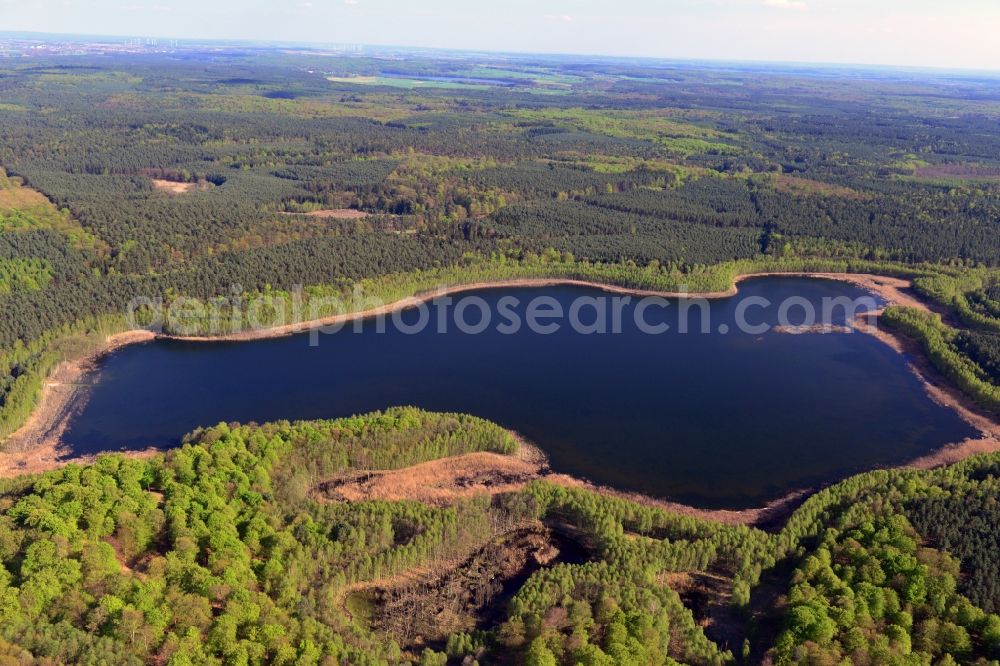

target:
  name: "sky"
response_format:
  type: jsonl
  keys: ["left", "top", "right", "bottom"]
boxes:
{"left": 1, "top": 0, "right": 999, "bottom": 71}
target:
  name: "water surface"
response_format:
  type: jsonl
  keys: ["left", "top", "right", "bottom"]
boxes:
{"left": 63, "top": 278, "right": 975, "bottom": 509}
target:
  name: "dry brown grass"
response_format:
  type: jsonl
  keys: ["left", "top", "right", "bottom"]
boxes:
{"left": 315, "top": 447, "right": 810, "bottom": 527}
{"left": 151, "top": 179, "right": 203, "bottom": 195}
{"left": 772, "top": 174, "right": 870, "bottom": 200}
{"left": 316, "top": 452, "right": 540, "bottom": 506}
{"left": 913, "top": 164, "right": 1000, "bottom": 180}
{"left": 0, "top": 174, "right": 54, "bottom": 208}
{"left": 0, "top": 170, "right": 106, "bottom": 252}
{"left": 282, "top": 208, "right": 369, "bottom": 219}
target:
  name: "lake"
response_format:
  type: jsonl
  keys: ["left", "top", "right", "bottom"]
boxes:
{"left": 62, "top": 278, "right": 976, "bottom": 509}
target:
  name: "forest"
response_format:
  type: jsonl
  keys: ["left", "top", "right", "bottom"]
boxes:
{"left": 1, "top": 50, "right": 999, "bottom": 441}
{"left": 0, "top": 408, "right": 999, "bottom": 664}
{"left": 0, "top": 45, "right": 1000, "bottom": 664}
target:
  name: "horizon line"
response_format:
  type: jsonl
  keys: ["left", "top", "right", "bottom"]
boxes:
{"left": 3, "top": 29, "right": 1000, "bottom": 78}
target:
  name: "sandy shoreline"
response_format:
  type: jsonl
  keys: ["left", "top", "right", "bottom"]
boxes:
{"left": 5, "top": 271, "right": 903, "bottom": 466}
{"left": 151, "top": 277, "right": 746, "bottom": 344}
{"left": 318, "top": 441, "right": 809, "bottom": 527}
{"left": 150, "top": 272, "right": 919, "bottom": 343}
{"left": 859, "top": 317, "right": 1000, "bottom": 469}
{"left": 0, "top": 330, "right": 157, "bottom": 476}
{"left": 2, "top": 270, "right": 998, "bottom": 527}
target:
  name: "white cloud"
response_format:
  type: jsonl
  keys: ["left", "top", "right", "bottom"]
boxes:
{"left": 543, "top": 14, "right": 573, "bottom": 22}
{"left": 344, "top": 0, "right": 358, "bottom": 4}
{"left": 762, "top": 0, "right": 807, "bottom": 10}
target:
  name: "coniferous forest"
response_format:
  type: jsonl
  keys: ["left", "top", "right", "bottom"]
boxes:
{"left": 0, "top": 41, "right": 999, "bottom": 664}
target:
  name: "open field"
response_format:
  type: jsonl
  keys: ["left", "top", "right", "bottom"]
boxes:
{"left": 150, "top": 178, "right": 204, "bottom": 194}
{"left": 913, "top": 163, "right": 1000, "bottom": 181}
{"left": 327, "top": 75, "right": 493, "bottom": 90}
{"left": 279, "top": 208, "right": 369, "bottom": 219}
{"left": 0, "top": 171, "right": 102, "bottom": 249}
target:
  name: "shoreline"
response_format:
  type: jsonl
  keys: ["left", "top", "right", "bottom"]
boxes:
{"left": 5, "top": 270, "right": 897, "bottom": 465}
{"left": 152, "top": 277, "right": 744, "bottom": 344}
{"left": 859, "top": 316, "right": 1000, "bottom": 469}
{"left": 151, "top": 271, "right": 920, "bottom": 343}
{"left": 2, "top": 270, "right": 998, "bottom": 526}
{"left": 318, "top": 440, "right": 811, "bottom": 527}
{"left": 0, "top": 329, "right": 157, "bottom": 476}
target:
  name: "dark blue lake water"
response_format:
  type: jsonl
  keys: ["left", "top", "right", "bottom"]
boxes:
{"left": 62, "top": 278, "right": 976, "bottom": 509}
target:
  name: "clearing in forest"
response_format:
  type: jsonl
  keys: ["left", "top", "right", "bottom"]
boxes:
{"left": 281, "top": 208, "right": 369, "bottom": 219}
{"left": 771, "top": 173, "right": 870, "bottom": 199}
{"left": 912, "top": 163, "right": 1000, "bottom": 182}
{"left": 150, "top": 178, "right": 216, "bottom": 195}
{"left": 0, "top": 170, "right": 104, "bottom": 251}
